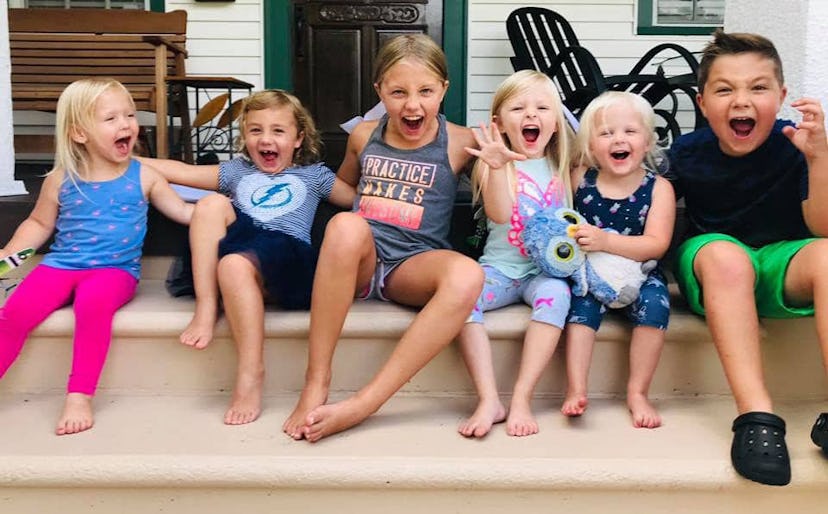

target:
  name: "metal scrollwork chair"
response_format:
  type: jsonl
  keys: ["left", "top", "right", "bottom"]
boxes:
{"left": 506, "top": 7, "right": 704, "bottom": 145}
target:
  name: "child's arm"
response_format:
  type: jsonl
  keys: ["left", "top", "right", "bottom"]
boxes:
{"left": 327, "top": 177, "right": 357, "bottom": 209}
{"left": 0, "top": 172, "right": 61, "bottom": 258}
{"left": 784, "top": 98, "right": 828, "bottom": 236}
{"left": 136, "top": 156, "right": 220, "bottom": 191}
{"left": 465, "top": 122, "right": 526, "bottom": 224}
{"left": 573, "top": 176, "right": 676, "bottom": 262}
{"left": 142, "top": 164, "right": 195, "bottom": 226}
{"left": 337, "top": 121, "right": 375, "bottom": 186}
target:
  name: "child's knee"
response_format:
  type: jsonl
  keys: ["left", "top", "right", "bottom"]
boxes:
{"left": 695, "top": 241, "right": 754, "bottom": 283}
{"left": 322, "top": 213, "right": 372, "bottom": 254}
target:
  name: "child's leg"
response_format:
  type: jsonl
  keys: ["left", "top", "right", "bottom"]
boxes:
{"left": 561, "top": 324, "right": 596, "bottom": 416}
{"left": 692, "top": 242, "right": 769, "bottom": 413}
{"left": 59, "top": 268, "right": 137, "bottom": 435}
{"left": 782, "top": 239, "right": 828, "bottom": 375}
{"left": 627, "top": 326, "right": 664, "bottom": 429}
{"left": 217, "top": 253, "right": 266, "bottom": 425}
{"left": 457, "top": 324, "right": 507, "bottom": 438}
{"left": 507, "top": 276, "right": 569, "bottom": 436}
{"left": 181, "top": 194, "right": 236, "bottom": 349}
{"left": 457, "top": 267, "right": 519, "bottom": 437}
{"left": 0, "top": 265, "right": 75, "bottom": 379}
{"left": 561, "top": 294, "right": 602, "bottom": 417}
{"left": 282, "top": 213, "right": 379, "bottom": 439}
{"left": 302, "top": 249, "right": 484, "bottom": 442}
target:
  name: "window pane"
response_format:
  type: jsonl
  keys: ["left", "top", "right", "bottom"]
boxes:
{"left": 656, "top": 0, "right": 723, "bottom": 25}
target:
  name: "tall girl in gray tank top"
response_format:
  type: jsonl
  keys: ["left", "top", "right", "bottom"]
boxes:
{"left": 355, "top": 113, "right": 458, "bottom": 266}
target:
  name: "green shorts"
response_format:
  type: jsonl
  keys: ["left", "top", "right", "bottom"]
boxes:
{"left": 674, "top": 233, "right": 816, "bottom": 318}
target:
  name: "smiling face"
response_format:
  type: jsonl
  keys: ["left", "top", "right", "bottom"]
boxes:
{"left": 698, "top": 52, "right": 786, "bottom": 157}
{"left": 494, "top": 84, "right": 558, "bottom": 159}
{"left": 242, "top": 105, "right": 303, "bottom": 173}
{"left": 374, "top": 58, "right": 448, "bottom": 149}
{"left": 73, "top": 87, "right": 138, "bottom": 171}
{"left": 588, "top": 100, "right": 651, "bottom": 179}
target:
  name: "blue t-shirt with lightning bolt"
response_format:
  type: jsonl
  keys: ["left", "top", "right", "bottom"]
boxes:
{"left": 218, "top": 157, "right": 336, "bottom": 245}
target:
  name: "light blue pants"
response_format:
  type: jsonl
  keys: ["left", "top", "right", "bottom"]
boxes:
{"left": 468, "top": 265, "right": 571, "bottom": 328}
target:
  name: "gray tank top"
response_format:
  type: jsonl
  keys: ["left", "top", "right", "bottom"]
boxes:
{"left": 354, "top": 114, "right": 459, "bottom": 265}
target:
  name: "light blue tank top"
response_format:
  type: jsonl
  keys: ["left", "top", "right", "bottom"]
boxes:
{"left": 479, "top": 158, "right": 567, "bottom": 279}
{"left": 43, "top": 159, "right": 147, "bottom": 279}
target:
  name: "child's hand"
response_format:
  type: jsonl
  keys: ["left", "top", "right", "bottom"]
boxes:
{"left": 782, "top": 98, "right": 828, "bottom": 160}
{"left": 464, "top": 122, "right": 527, "bottom": 170}
{"left": 572, "top": 224, "right": 608, "bottom": 252}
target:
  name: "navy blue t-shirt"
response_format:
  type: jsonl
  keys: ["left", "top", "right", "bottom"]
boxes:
{"left": 668, "top": 120, "right": 810, "bottom": 248}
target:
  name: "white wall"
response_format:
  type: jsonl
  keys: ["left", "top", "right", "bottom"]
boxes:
{"left": 1, "top": 0, "right": 28, "bottom": 196}
{"left": 466, "top": 0, "right": 710, "bottom": 126}
{"left": 724, "top": 0, "right": 828, "bottom": 125}
{"left": 166, "top": 0, "right": 263, "bottom": 90}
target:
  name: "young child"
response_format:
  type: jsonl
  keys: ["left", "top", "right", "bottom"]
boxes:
{"left": 669, "top": 30, "right": 828, "bottom": 486}
{"left": 456, "top": 70, "right": 576, "bottom": 438}
{"left": 281, "top": 33, "right": 483, "bottom": 442}
{"left": 0, "top": 78, "right": 193, "bottom": 435}
{"left": 141, "top": 89, "right": 355, "bottom": 425}
{"left": 561, "top": 91, "right": 676, "bottom": 429}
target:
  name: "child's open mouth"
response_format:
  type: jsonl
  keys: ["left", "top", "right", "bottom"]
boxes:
{"left": 730, "top": 117, "right": 755, "bottom": 138}
{"left": 522, "top": 127, "right": 540, "bottom": 143}
{"left": 610, "top": 150, "right": 630, "bottom": 161}
{"left": 115, "top": 136, "right": 131, "bottom": 153}
{"left": 402, "top": 116, "right": 424, "bottom": 132}
{"left": 259, "top": 150, "right": 279, "bottom": 165}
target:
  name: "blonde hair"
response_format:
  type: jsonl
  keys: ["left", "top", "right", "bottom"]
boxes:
{"left": 471, "top": 70, "right": 575, "bottom": 207}
{"left": 373, "top": 33, "right": 448, "bottom": 86}
{"left": 51, "top": 78, "right": 135, "bottom": 183}
{"left": 236, "top": 89, "right": 321, "bottom": 166}
{"left": 576, "top": 91, "right": 662, "bottom": 173}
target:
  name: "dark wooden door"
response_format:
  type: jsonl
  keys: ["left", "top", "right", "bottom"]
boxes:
{"left": 292, "top": 0, "right": 443, "bottom": 171}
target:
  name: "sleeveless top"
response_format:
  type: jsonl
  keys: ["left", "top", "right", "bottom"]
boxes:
{"left": 574, "top": 167, "right": 656, "bottom": 236}
{"left": 43, "top": 159, "right": 147, "bottom": 279}
{"left": 479, "top": 157, "right": 567, "bottom": 279}
{"left": 218, "top": 157, "right": 336, "bottom": 245}
{"left": 354, "top": 114, "right": 459, "bottom": 265}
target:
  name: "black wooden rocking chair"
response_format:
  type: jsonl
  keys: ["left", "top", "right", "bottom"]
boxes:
{"left": 506, "top": 7, "right": 704, "bottom": 144}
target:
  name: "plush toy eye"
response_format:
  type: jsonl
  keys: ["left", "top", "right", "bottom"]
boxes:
{"left": 562, "top": 212, "right": 579, "bottom": 225}
{"left": 555, "top": 242, "right": 574, "bottom": 261}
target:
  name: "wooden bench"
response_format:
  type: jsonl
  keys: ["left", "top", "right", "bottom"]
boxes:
{"left": 9, "top": 8, "right": 189, "bottom": 159}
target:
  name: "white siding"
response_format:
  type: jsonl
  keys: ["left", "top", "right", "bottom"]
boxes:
{"left": 167, "top": 0, "right": 263, "bottom": 89}
{"left": 466, "top": 0, "right": 710, "bottom": 128}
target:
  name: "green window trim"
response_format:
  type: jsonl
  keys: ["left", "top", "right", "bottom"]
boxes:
{"left": 150, "top": 0, "right": 164, "bottom": 12}
{"left": 264, "top": 1, "right": 467, "bottom": 126}
{"left": 637, "top": 0, "right": 720, "bottom": 36}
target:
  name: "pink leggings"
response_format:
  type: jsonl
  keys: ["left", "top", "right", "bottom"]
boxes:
{"left": 0, "top": 265, "right": 137, "bottom": 395}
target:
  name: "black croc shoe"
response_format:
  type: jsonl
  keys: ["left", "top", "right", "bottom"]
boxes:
{"left": 811, "top": 413, "right": 828, "bottom": 457}
{"left": 731, "top": 411, "right": 791, "bottom": 486}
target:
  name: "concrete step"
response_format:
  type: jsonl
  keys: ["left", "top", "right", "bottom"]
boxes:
{"left": 2, "top": 257, "right": 827, "bottom": 510}
{"left": 0, "top": 392, "right": 826, "bottom": 512}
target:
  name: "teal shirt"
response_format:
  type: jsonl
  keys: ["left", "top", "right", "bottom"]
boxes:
{"left": 479, "top": 158, "right": 567, "bottom": 279}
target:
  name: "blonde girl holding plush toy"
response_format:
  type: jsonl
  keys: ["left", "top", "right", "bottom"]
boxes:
{"left": 0, "top": 78, "right": 193, "bottom": 435}
{"left": 458, "top": 70, "right": 576, "bottom": 438}
{"left": 561, "top": 91, "right": 675, "bottom": 428}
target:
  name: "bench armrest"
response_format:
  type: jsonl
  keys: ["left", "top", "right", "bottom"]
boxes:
{"left": 142, "top": 35, "right": 188, "bottom": 58}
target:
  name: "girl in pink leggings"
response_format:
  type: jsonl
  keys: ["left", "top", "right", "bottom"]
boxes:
{"left": 0, "top": 78, "right": 192, "bottom": 435}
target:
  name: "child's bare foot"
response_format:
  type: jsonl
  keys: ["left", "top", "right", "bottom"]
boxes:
{"left": 458, "top": 398, "right": 506, "bottom": 438}
{"left": 561, "top": 392, "right": 588, "bottom": 417}
{"left": 180, "top": 303, "right": 217, "bottom": 349}
{"left": 302, "top": 395, "right": 376, "bottom": 442}
{"left": 627, "top": 393, "right": 661, "bottom": 429}
{"left": 506, "top": 398, "right": 538, "bottom": 436}
{"left": 55, "top": 393, "right": 94, "bottom": 436}
{"left": 224, "top": 370, "right": 264, "bottom": 425}
{"left": 283, "top": 383, "right": 329, "bottom": 440}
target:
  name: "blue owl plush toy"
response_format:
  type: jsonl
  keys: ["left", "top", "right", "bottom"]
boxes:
{"left": 523, "top": 207, "right": 656, "bottom": 308}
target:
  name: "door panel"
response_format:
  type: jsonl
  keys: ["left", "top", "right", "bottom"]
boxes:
{"left": 292, "top": 0, "right": 443, "bottom": 170}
